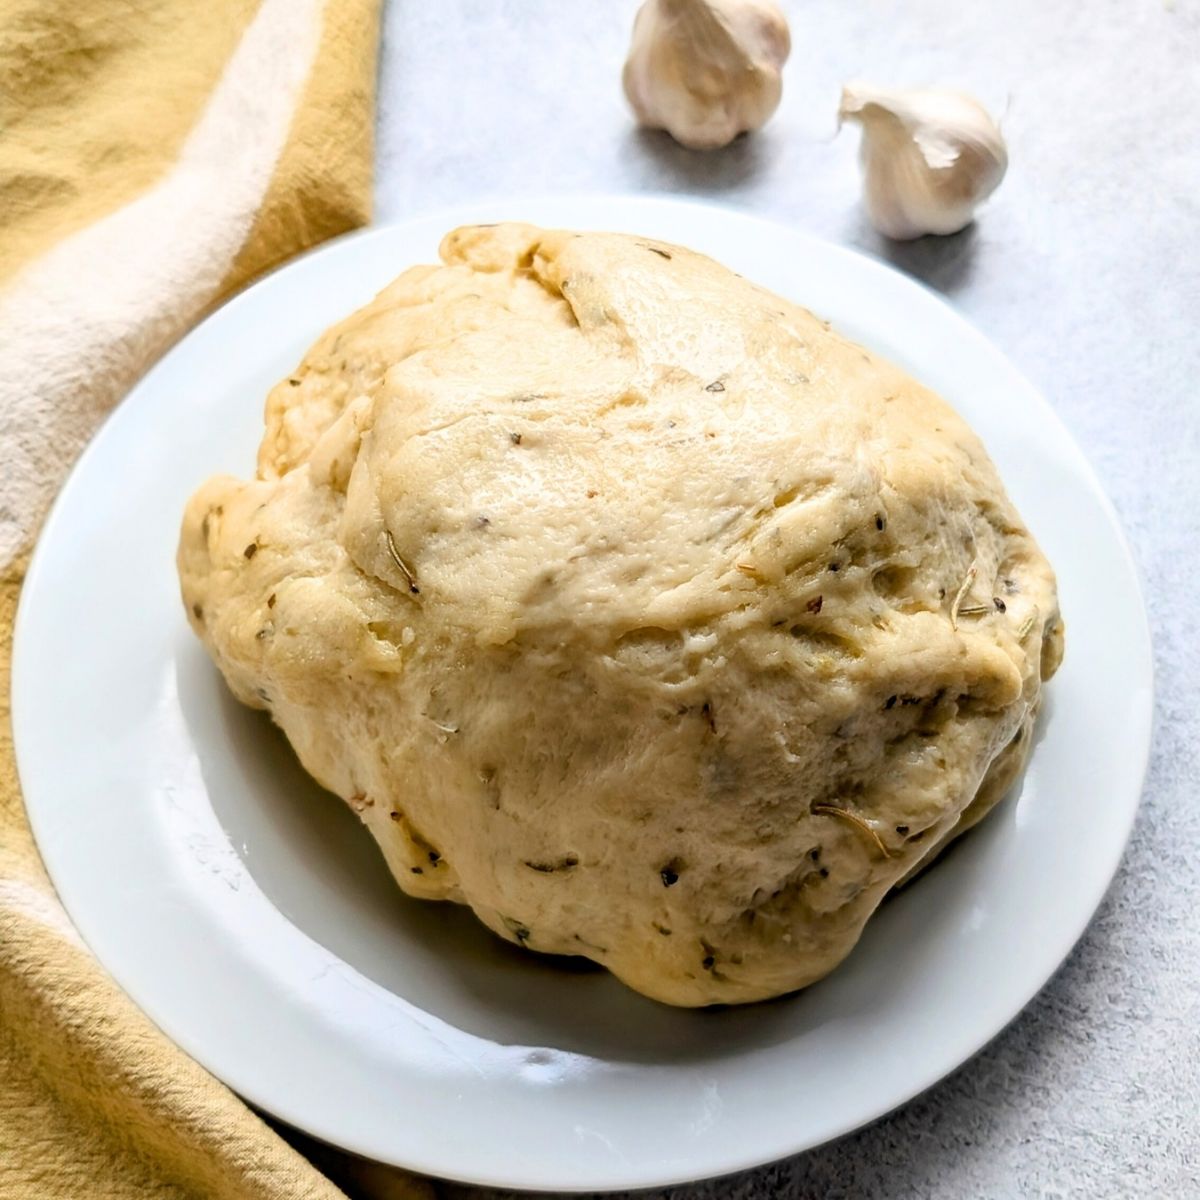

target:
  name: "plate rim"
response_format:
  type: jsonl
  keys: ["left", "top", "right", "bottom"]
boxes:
{"left": 12, "top": 192, "right": 1154, "bottom": 1192}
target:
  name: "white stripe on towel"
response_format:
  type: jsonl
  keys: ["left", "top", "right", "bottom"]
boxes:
{"left": 0, "top": 0, "right": 325, "bottom": 569}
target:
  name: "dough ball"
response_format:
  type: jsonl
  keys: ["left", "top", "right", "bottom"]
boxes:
{"left": 178, "top": 223, "right": 1062, "bottom": 1006}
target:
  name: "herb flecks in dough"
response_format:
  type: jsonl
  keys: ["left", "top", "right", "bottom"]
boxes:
{"left": 811, "top": 803, "right": 902, "bottom": 860}
{"left": 384, "top": 529, "right": 420, "bottom": 595}
{"left": 177, "top": 222, "right": 1062, "bottom": 1007}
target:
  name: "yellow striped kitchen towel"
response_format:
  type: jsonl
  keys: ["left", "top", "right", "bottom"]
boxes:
{"left": 0, "top": 2, "right": 431, "bottom": 1196}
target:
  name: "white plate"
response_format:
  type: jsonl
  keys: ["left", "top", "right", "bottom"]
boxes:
{"left": 13, "top": 196, "right": 1152, "bottom": 1193}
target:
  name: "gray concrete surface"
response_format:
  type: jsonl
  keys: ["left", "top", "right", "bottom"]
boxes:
{"left": 374, "top": 3, "right": 1200, "bottom": 1196}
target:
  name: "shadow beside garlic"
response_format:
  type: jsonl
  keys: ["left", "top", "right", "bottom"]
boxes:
{"left": 624, "top": 125, "right": 773, "bottom": 193}
{"left": 872, "top": 221, "right": 980, "bottom": 297}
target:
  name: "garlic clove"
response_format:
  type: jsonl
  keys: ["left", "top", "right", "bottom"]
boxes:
{"left": 839, "top": 83, "right": 1008, "bottom": 240}
{"left": 624, "top": 0, "right": 791, "bottom": 151}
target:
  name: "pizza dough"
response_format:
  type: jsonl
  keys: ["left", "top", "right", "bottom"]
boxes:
{"left": 178, "top": 223, "right": 1063, "bottom": 1006}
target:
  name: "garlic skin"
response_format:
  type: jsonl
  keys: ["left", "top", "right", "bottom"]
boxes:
{"left": 838, "top": 83, "right": 1008, "bottom": 240}
{"left": 623, "top": 0, "right": 791, "bottom": 151}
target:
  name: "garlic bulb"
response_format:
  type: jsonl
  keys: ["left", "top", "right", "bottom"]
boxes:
{"left": 623, "top": 0, "right": 791, "bottom": 151}
{"left": 838, "top": 83, "right": 1008, "bottom": 240}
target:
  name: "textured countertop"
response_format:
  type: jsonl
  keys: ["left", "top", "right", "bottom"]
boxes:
{"left": 374, "top": 3, "right": 1200, "bottom": 1196}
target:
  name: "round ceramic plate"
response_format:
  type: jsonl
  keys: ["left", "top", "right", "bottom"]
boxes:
{"left": 14, "top": 196, "right": 1152, "bottom": 1192}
